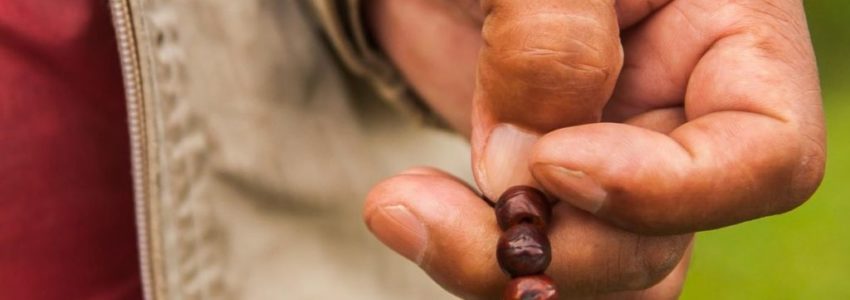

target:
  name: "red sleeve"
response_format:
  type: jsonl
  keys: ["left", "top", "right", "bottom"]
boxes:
{"left": 0, "top": 1, "right": 142, "bottom": 299}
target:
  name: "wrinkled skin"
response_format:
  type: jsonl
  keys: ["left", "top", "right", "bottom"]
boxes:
{"left": 364, "top": 0, "right": 825, "bottom": 299}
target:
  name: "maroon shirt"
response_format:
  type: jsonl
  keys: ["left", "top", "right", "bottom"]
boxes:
{"left": 0, "top": 1, "right": 142, "bottom": 299}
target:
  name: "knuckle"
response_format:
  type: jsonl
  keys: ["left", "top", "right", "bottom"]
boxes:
{"left": 639, "top": 235, "right": 691, "bottom": 286}
{"left": 480, "top": 12, "right": 623, "bottom": 129}
{"left": 616, "top": 235, "right": 690, "bottom": 291}
{"left": 504, "top": 47, "right": 615, "bottom": 93}
{"left": 484, "top": 14, "right": 622, "bottom": 93}
{"left": 766, "top": 125, "right": 826, "bottom": 215}
{"left": 786, "top": 135, "right": 826, "bottom": 207}
{"left": 724, "top": 0, "right": 809, "bottom": 59}
{"left": 585, "top": 234, "right": 690, "bottom": 294}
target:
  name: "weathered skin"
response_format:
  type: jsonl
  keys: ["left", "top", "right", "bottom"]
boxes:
{"left": 364, "top": 0, "right": 825, "bottom": 299}
{"left": 475, "top": 0, "right": 623, "bottom": 132}
{"left": 471, "top": 0, "right": 624, "bottom": 202}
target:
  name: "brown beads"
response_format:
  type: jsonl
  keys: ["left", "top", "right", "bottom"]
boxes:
{"left": 497, "top": 223, "right": 551, "bottom": 276}
{"left": 495, "top": 186, "right": 551, "bottom": 231}
{"left": 494, "top": 186, "right": 558, "bottom": 299}
{"left": 503, "top": 275, "right": 559, "bottom": 300}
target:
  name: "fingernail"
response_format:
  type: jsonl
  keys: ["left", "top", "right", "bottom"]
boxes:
{"left": 478, "top": 124, "right": 540, "bottom": 200}
{"left": 534, "top": 164, "right": 607, "bottom": 213}
{"left": 366, "top": 204, "right": 427, "bottom": 264}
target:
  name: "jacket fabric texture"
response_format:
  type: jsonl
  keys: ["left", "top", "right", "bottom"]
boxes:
{"left": 116, "top": 0, "right": 471, "bottom": 299}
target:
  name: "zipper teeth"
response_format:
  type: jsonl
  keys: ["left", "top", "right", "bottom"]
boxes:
{"left": 109, "top": 1, "right": 153, "bottom": 299}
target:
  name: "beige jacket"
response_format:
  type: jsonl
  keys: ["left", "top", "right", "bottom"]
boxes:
{"left": 111, "top": 0, "right": 470, "bottom": 299}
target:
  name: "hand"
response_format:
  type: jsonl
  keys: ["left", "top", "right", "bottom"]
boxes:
{"left": 365, "top": 0, "right": 690, "bottom": 298}
{"left": 363, "top": 0, "right": 825, "bottom": 298}
{"left": 474, "top": 0, "right": 825, "bottom": 235}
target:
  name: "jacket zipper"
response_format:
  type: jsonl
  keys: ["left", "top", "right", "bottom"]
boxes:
{"left": 109, "top": 1, "right": 155, "bottom": 299}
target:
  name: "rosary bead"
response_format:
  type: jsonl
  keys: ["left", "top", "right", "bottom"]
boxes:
{"left": 497, "top": 223, "right": 551, "bottom": 277}
{"left": 503, "top": 275, "right": 559, "bottom": 300}
{"left": 495, "top": 186, "right": 551, "bottom": 231}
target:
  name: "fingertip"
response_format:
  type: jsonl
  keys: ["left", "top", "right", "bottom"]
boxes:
{"left": 531, "top": 163, "right": 608, "bottom": 214}
{"left": 365, "top": 203, "right": 428, "bottom": 264}
{"left": 528, "top": 123, "right": 691, "bottom": 233}
{"left": 363, "top": 169, "right": 505, "bottom": 298}
{"left": 364, "top": 170, "right": 464, "bottom": 266}
{"left": 364, "top": 167, "right": 471, "bottom": 220}
{"left": 528, "top": 124, "right": 630, "bottom": 214}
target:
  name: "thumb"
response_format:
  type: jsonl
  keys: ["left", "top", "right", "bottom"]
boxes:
{"left": 472, "top": 0, "right": 623, "bottom": 200}
{"left": 363, "top": 168, "right": 504, "bottom": 299}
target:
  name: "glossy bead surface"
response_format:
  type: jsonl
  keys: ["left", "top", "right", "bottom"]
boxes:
{"left": 503, "top": 275, "right": 559, "bottom": 300}
{"left": 497, "top": 223, "right": 551, "bottom": 277}
{"left": 495, "top": 186, "right": 551, "bottom": 231}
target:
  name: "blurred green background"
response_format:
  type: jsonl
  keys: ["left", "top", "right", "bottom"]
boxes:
{"left": 681, "top": 1, "right": 850, "bottom": 299}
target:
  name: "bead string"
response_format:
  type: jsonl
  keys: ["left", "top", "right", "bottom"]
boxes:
{"left": 495, "top": 186, "right": 559, "bottom": 299}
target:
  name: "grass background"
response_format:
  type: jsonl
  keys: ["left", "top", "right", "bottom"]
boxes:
{"left": 681, "top": 1, "right": 850, "bottom": 299}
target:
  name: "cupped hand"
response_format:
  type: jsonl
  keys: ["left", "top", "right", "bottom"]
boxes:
{"left": 363, "top": 0, "right": 824, "bottom": 298}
